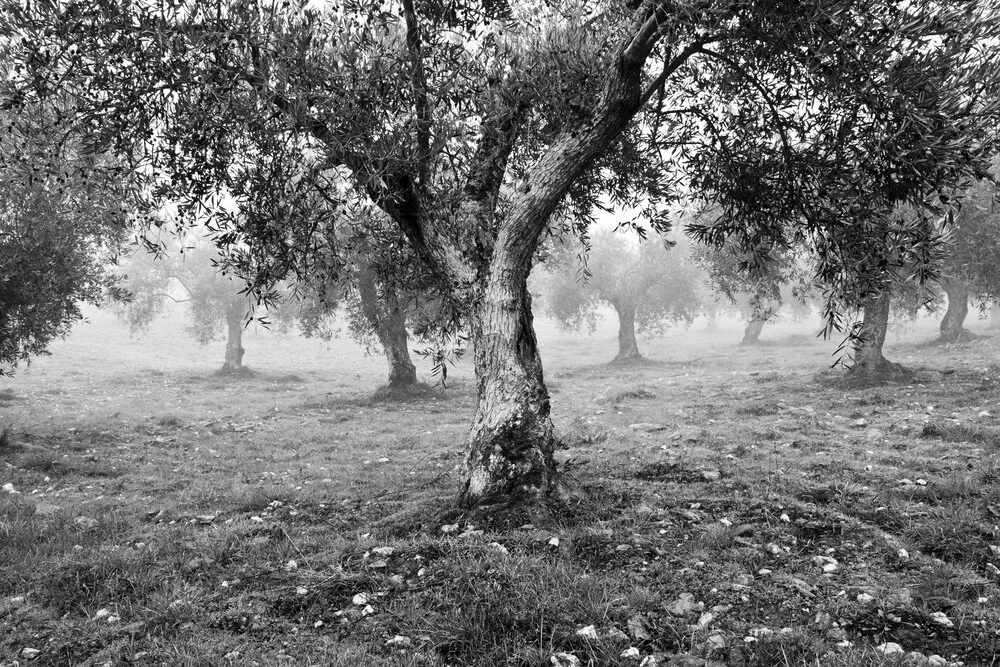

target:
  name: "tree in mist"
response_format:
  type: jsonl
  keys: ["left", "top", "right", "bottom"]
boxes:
{"left": 291, "top": 212, "right": 460, "bottom": 392}
{"left": 9, "top": 1, "right": 998, "bottom": 506}
{"left": 540, "top": 228, "right": 701, "bottom": 363}
{"left": 692, "top": 229, "right": 815, "bottom": 346}
{"left": 932, "top": 177, "right": 1000, "bottom": 343}
{"left": 117, "top": 237, "right": 255, "bottom": 375}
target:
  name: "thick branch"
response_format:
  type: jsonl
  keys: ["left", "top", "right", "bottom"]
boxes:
{"left": 402, "top": 0, "right": 433, "bottom": 187}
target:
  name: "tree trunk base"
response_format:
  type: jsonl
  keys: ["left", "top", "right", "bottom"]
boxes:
{"left": 844, "top": 357, "right": 910, "bottom": 386}
{"left": 214, "top": 365, "right": 254, "bottom": 378}
{"left": 609, "top": 351, "right": 651, "bottom": 366}
{"left": 934, "top": 329, "right": 977, "bottom": 345}
{"left": 372, "top": 380, "right": 434, "bottom": 401}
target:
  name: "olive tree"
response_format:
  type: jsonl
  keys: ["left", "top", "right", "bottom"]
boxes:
{"left": 117, "top": 236, "right": 256, "bottom": 375}
{"left": 540, "top": 227, "right": 701, "bottom": 363}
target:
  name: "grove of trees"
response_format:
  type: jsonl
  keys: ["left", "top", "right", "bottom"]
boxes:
{"left": 4, "top": 1, "right": 999, "bottom": 507}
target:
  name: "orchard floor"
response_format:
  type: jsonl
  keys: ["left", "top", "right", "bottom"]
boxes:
{"left": 3, "top": 308, "right": 1000, "bottom": 666}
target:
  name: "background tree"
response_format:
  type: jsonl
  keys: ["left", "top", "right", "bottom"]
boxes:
{"left": 539, "top": 227, "right": 702, "bottom": 363}
{"left": 934, "top": 177, "right": 1000, "bottom": 343}
{"left": 692, "top": 236, "right": 815, "bottom": 346}
{"left": 117, "top": 235, "right": 255, "bottom": 376}
{"left": 9, "top": 1, "right": 998, "bottom": 506}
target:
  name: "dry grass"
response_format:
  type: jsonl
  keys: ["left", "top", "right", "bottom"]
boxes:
{"left": 2, "top": 307, "right": 1000, "bottom": 666}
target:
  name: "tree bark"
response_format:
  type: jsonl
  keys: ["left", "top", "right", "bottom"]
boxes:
{"left": 357, "top": 261, "right": 418, "bottom": 390}
{"left": 460, "top": 266, "right": 557, "bottom": 507}
{"left": 219, "top": 298, "right": 246, "bottom": 374}
{"left": 851, "top": 289, "right": 899, "bottom": 374}
{"left": 740, "top": 318, "right": 765, "bottom": 345}
{"left": 612, "top": 302, "right": 643, "bottom": 362}
{"left": 938, "top": 280, "right": 971, "bottom": 342}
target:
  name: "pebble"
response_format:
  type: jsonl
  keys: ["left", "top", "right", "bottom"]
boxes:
{"left": 875, "top": 642, "right": 904, "bottom": 656}
{"left": 576, "top": 625, "right": 598, "bottom": 640}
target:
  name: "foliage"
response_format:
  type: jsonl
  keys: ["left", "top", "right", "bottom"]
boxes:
{"left": 0, "top": 105, "right": 131, "bottom": 374}
{"left": 690, "top": 219, "right": 816, "bottom": 325}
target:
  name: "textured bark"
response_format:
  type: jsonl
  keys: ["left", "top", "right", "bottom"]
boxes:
{"left": 219, "top": 299, "right": 246, "bottom": 374}
{"left": 612, "top": 302, "right": 642, "bottom": 362}
{"left": 851, "top": 289, "right": 899, "bottom": 374}
{"left": 461, "top": 270, "right": 556, "bottom": 506}
{"left": 357, "top": 261, "right": 418, "bottom": 390}
{"left": 938, "top": 280, "right": 971, "bottom": 342}
{"left": 740, "top": 318, "right": 765, "bottom": 346}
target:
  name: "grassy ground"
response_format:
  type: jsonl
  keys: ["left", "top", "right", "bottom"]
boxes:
{"left": 2, "top": 307, "right": 1000, "bottom": 666}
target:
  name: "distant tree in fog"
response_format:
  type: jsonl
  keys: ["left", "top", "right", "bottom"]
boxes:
{"left": 539, "top": 228, "right": 701, "bottom": 364}
{"left": 116, "top": 236, "right": 256, "bottom": 376}
{"left": 289, "top": 211, "right": 461, "bottom": 392}
{"left": 692, "top": 238, "right": 815, "bottom": 346}
{"left": 932, "top": 175, "right": 1000, "bottom": 343}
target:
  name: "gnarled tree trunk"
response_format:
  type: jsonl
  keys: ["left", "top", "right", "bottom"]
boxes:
{"left": 740, "top": 317, "right": 765, "bottom": 346}
{"left": 612, "top": 301, "right": 642, "bottom": 363}
{"left": 219, "top": 298, "right": 246, "bottom": 374}
{"left": 851, "top": 289, "right": 900, "bottom": 374}
{"left": 461, "top": 269, "right": 556, "bottom": 507}
{"left": 357, "top": 261, "right": 418, "bottom": 390}
{"left": 938, "top": 280, "right": 971, "bottom": 342}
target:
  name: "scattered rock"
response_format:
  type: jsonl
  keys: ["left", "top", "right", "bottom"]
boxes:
{"left": 3, "top": 483, "right": 18, "bottom": 494}
{"left": 21, "top": 648, "right": 40, "bottom": 658}
{"left": 550, "top": 652, "right": 581, "bottom": 667}
{"left": 666, "top": 593, "right": 703, "bottom": 616}
{"left": 73, "top": 516, "right": 99, "bottom": 530}
{"left": 700, "top": 470, "right": 721, "bottom": 482}
{"left": 351, "top": 593, "right": 371, "bottom": 605}
{"left": 576, "top": 625, "right": 598, "bottom": 640}
{"left": 812, "top": 555, "right": 838, "bottom": 573}
{"left": 440, "top": 524, "right": 459, "bottom": 534}
{"left": 856, "top": 593, "right": 874, "bottom": 603}
{"left": 927, "top": 656, "right": 948, "bottom": 667}
{"left": 875, "top": 642, "right": 904, "bottom": 656}
{"left": 372, "top": 546, "right": 395, "bottom": 557}
{"left": 489, "top": 541, "right": 510, "bottom": 555}
{"left": 386, "top": 635, "right": 412, "bottom": 648}
{"left": 929, "top": 611, "right": 954, "bottom": 627}
{"left": 621, "top": 647, "right": 641, "bottom": 659}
